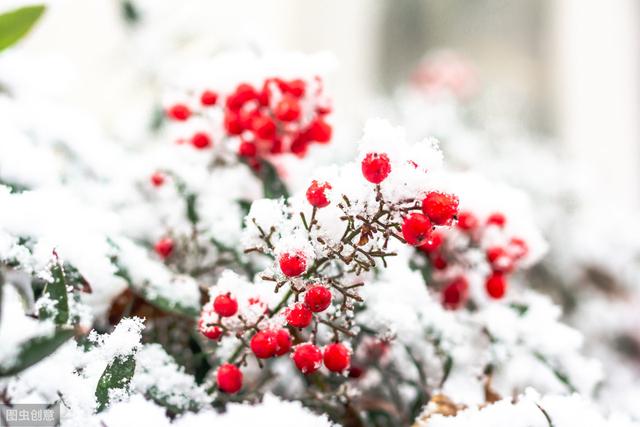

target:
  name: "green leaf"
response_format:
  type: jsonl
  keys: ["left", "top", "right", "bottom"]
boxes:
{"left": 95, "top": 354, "right": 136, "bottom": 412}
{"left": 0, "top": 327, "right": 74, "bottom": 377}
{"left": 39, "top": 262, "right": 70, "bottom": 325}
{"left": 120, "top": 0, "right": 141, "bottom": 26}
{"left": 259, "top": 160, "right": 289, "bottom": 199}
{"left": 136, "top": 289, "right": 199, "bottom": 317}
{"left": 0, "top": 5, "right": 46, "bottom": 52}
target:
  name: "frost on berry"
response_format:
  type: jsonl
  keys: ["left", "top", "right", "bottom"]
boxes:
{"left": 279, "top": 251, "right": 307, "bottom": 277}
{"left": 285, "top": 303, "right": 313, "bottom": 328}
{"left": 304, "top": 285, "right": 332, "bottom": 313}
{"left": 422, "top": 191, "right": 459, "bottom": 226}
{"left": 402, "top": 213, "right": 433, "bottom": 246}
{"left": 292, "top": 343, "right": 323, "bottom": 374}
{"left": 323, "top": 343, "right": 351, "bottom": 372}
{"left": 361, "top": 152, "right": 391, "bottom": 184}
{"left": 250, "top": 330, "right": 278, "bottom": 359}
{"left": 306, "top": 180, "right": 332, "bottom": 208}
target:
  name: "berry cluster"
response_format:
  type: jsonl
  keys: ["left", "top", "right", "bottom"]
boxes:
{"left": 230, "top": 149, "right": 457, "bottom": 394}
{"left": 417, "top": 210, "right": 529, "bottom": 309}
{"left": 165, "top": 76, "right": 332, "bottom": 165}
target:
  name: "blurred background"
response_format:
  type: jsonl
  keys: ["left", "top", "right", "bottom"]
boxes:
{"left": 8, "top": 0, "right": 640, "bottom": 209}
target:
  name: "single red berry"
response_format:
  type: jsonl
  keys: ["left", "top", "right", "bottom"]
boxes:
{"left": 486, "top": 212, "right": 506, "bottom": 228}
{"left": 213, "top": 293, "right": 238, "bottom": 317}
{"left": 285, "top": 303, "right": 313, "bottom": 328}
{"left": 508, "top": 237, "right": 528, "bottom": 259}
{"left": 287, "top": 79, "right": 306, "bottom": 97}
{"left": 361, "top": 153, "right": 391, "bottom": 184}
{"left": 442, "top": 277, "right": 469, "bottom": 310}
{"left": 323, "top": 343, "right": 351, "bottom": 372}
{"left": 274, "top": 95, "right": 301, "bottom": 122}
{"left": 150, "top": 172, "right": 165, "bottom": 187}
{"left": 250, "top": 330, "right": 278, "bottom": 359}
{"left": 191, "top": 132, "right": 212, "bottom": 149}
{"left": 200, "top": 90, "right": 218, "bottom": 106}
{"left": 432, "top": 254, "right": 448, "bottom": 270}
{"left": 304, "top": 285, "right": 332, "bottom": 312}
{"left": 154, "top": 238, "right": 174, "bottom": 258}
{"left": 486, "top": 272, "right": 508, "bottom": 299}
{"left": 198, "top": 318, "right": 222, "bottom": 340}
{"left": 290, "top": 133, "right": 310, "bottom": 157}
{"left": 292, "top": 343, "right": 322, "bottom": 374}
{"left": 224, "top": 111, "right": 244, "bottom": 135}
{"left": 418, "top": 231, "right": 445, "bottom": 253}
{"left": 457, "top": 211, "right": 478, "bottom": 231}
{"left": 274, "top": 329, "right": 293, "bottom": 356}
{"left": 238, "top": 141, "right": 257, "bottom": 157}
{"left": 305, "top": 119, "right": 332, "bottom": 143}
{"left": 226, "top": 83, "right": 258, "bottom": 110}
{"left": 279, "top": 252, "right": 307, "bottom": 277}
{"left": 251, "top": 115, "right": 276, "bottom": 140}
{"left": 402, "top": 213, "right": 433, "bottom": 246}
{"left": 217, "top": 363, "right": 243, "bottom": 393}
{"left": 348, "top": 365, "right": 365, "bottom": 378}
{"left": 422, "top": 192, "right": 459, "bottom": 226}
{"left": 486, "top": 246, "right": 513, "bottom": 273}
{"left": 306, "top": 180, "right": 332, "bottom": 208}
{"left": 167, "top": 104, "right": 190, "bottom": 121}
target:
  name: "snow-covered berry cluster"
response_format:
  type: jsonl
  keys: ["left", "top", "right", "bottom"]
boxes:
{"left": 195, "top": 120, "right": 457, "bottom": 393}
{"left": 164, "top": 74, "right": 332, "bottom": 166}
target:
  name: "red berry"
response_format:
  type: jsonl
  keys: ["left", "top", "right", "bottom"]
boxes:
{"left": 422, "top": 192, "right": 459, "bottom": 226}
{"left": 167, "top": 104, "right": 190, "bottom": 121}
{"left": 361, "top": 153, "right": 391, "bottom": 184}
{"left": 226, "top": 83, "right": 258, "bottom": 111}
{"left": 287, "top": 79, "right": 306, "bottom": 97}
{"left": 304, "top": 285, "right": 332, "bottom": 312}
{"left": 200, "top": 90, "right": 218, "bottom": 106}
{"left": 250, "top": 330, "right": 278, "bottom": 359}
{"left": 306, "top": 180, "right": 332, "bottom": 208}
{"left": 442, "top": 277, "right": 469, "bottom": 310}
{"left": 432, "top": 254, "right": 448, "bottom": 270}
{"left": 487, "top": 212, "right": 506, "bottom": 228}
{"left": 486, "top": 246, "right": 513, "bottom": 273}
{"left": 290, "top": 133, "right": 310, "bottom": 157}
{"left": 508, "top": 237, "right": 528, "bottom": 260}
{"left": 274, "top": 329, "right": 293, "bottom": 356}
{"left": 305, "top": 119, "right": 332, "bottom": 143}
{"left": 238, "top": 141, "right": 257, "bottom": 157}
{"left": 213, "top": 293, "right": 238, "bottom": 317}
{"left": 285, "top": 303, "right": 313, "bottom": 328}
{"left": 486, "top": 272, "right": 507, "bottom": 299}
{"left": 274, "top": 95, "right": 301, "bottom": 122}
{"left": 251, "top": 115, "right": 276, "bottom": 140}
{"left": 418, "top": 231, "right": 445, "bottom": 253}
{"left": 456, "top": 211, "right": 478, "bottom": 231}
{"left": 150, "top": 172, "right": 165, "bottom": 187}
{"left": 224, "top": 111, "right": 244, "bottom": 135}
{"left": 401, "top": 213, "right": 433, "bottom": 246}
{"left": 348, "top": 365, "right": 365, "bottom": 378}
{"left": 217, "top": 363, "right": 243, "bottom": 393}
{"left": 154, "top": 238, "right": 174, "bottom": 258}
{"left": 279, "top": 252, "right": 307, "bottom": 277}
{"left": 292, "top": 343, "right": 322, "bottom": 374}
{"left": 191, "top": 132, "right": 211, "bottom": 149}
{"left": 323, "top": 343, "right": 351, "bottom": 372}
{"left": 198, "top": 318, "right": 222, "bottom": 340}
